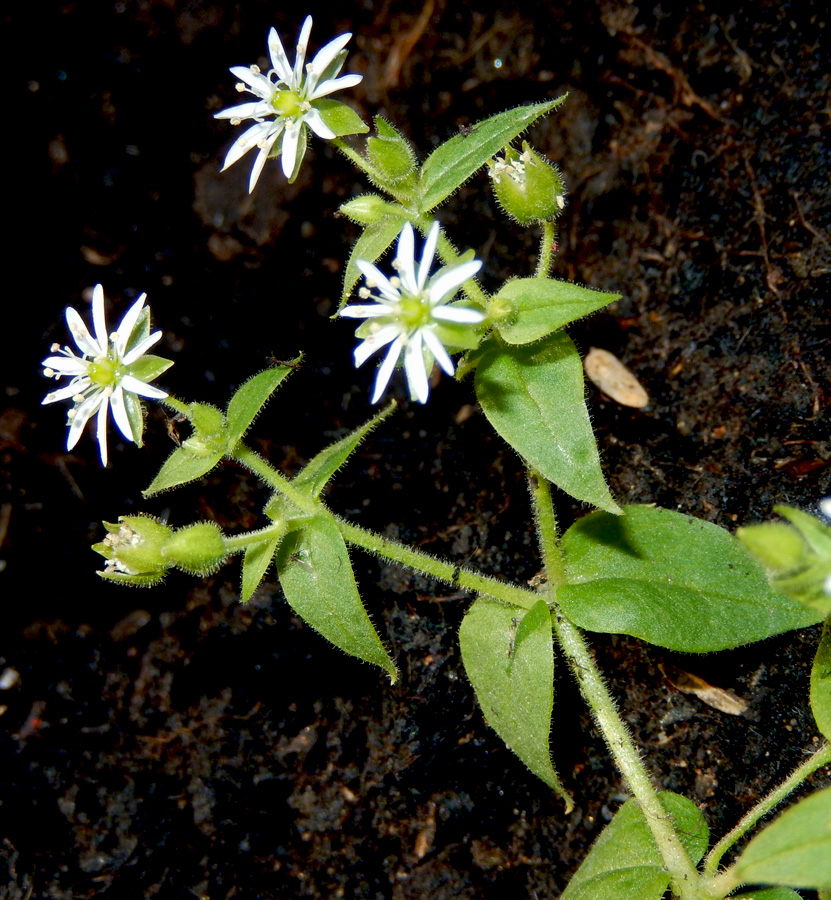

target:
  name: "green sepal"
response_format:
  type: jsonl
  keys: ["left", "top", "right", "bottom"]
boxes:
{"left": 93, "top": 514, "right": 174, "bottom": 585}
{"left": 124, "top": 391, "right": 145, "bottom": 447}
{"left": 493, "top": 278, "right": 619, "bottom": 345}
{"left": 367, "top": 116, "right": 417, "bottom": 183}
{"left": 98, "top": 569, "right": 167, "bottom": 587}
{"left": 342, "top": 214, "right": 409, "bottom": 302}
{"left": 294, "top": 404, "right": 395, "bottom": 498}
{"left": 123, "top": 305, "right": 151, "bottom": 356}
{"left": 474, "top": 332, "right": 620, "bottom": 513}
{"left": 314, "top": 98, "right": 369, "bottom": 138}
{"left": 811, "top": 621, "right": 831, "bottom": 740}
{"left": 560, "top": 793, "right": 708, "bottom": 900}
{"left": 726, "top": 786, "right": 831, "bottom": 891}
{"left": 276, "top": 515, "right": 397, "bottom": 682}
{"left": 127, "top": 354, "right": 174, "bottom": 384}
{"left": 558, "top": 506, "right": 822, "bottom": 652}
{"left": 225, "top": 365, "right": 295, "bottom": 447}
{"left": 417, "top": 96, "right": 567, "bottom": 214}
{"left": 459, "top": 596, "right": 571, "bottom": 807}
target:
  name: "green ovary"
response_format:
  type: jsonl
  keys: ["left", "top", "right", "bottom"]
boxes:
{"left": 87, "top": 357, "right": 117, "bottom": 387}
{"left": 399, "top": 296, "right": 430, "bottom": 329}
{"left": 271, "top": 89, "right": 303, "bottom": 118}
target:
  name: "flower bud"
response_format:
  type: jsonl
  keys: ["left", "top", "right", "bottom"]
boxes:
{"left": 339, "top": 195, "right": 403, "bottom": 226}
{"left": 488, "top": 142, "right": 565, "bottom": 225}
{"left": 366, "top": 118, "right": 417, "bottom": 184}
{"left": 94, "top": 515, "right": 174, "bottom": 586}
{"left": 162, "top": 522, "right": 228, "bottom": 576}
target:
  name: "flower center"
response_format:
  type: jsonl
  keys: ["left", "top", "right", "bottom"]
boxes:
{"left": 399, "top": 295, "right": 431, "bottom": 330}
{"left": 271, "top": 89, "right": 304, "bottom": 118}
{"left": 88, "top": 357, "right": 117, "bottom": 387}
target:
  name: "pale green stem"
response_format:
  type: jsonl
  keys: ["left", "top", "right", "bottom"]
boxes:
{"left": 161, "top": 395, "right": 189, "bottom": 417}
{"left": 535, "top": 221, "right": 555, "bottom": 279}
{"left": 701, "top": 741, "right": 831, "bottom": 893}
{"left": 222, "top": 521, "right": 290, "bottom": 555}
{"left": 231, "top": 442, "right": 538, "bottom": 610}
{"left": 330, "top": 137, "right": 413, "bottom": 207}
{"left": 529, "top": 470, "right": 701, "bottom": 900}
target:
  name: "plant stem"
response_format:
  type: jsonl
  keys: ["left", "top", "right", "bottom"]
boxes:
{"left": 434, "top": 230, "right": 490, "bottom": 308}
{"left": 231, "top": 441, "right": 539, "bottom": 610}
{"left": 529, "top": 470, "right": 701, "bottom": 900}
{"left": 331, "top": 137, "right": 412, "bottom": 207}
{"left": 222, "top": 522, "right": 288, "bottom": 555}
{"left": 701, "top": 740, "right": 831, "bottom": 890}
{"left": 535, "top": 221, "right": 555, "bottom": 279}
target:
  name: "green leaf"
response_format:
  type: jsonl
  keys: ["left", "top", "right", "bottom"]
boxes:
{"left": 294, "top": 405, "right": 395, "bottom": 498}
{"left": 474, "top": 332, "right": 620, "bottom": 513}
{"left": 558, "top": 506, "right": 822, "bottom": 652}
{"left": 143, "top": 445, "right": 224, "bottom": 496}
{"left": 560, "top": 792, "right": 708, "bottom": 900}
{"left": 418, "top": 96, "right": 567, "bottom": 213}
{"left": 342, "top": 214, "right": 409, "bottom": 302}
{"left": 459, "top": 597, "right": 571, "bottom": 806}
{"left": 811, "top": 621, "right": 831, "bottom": 741}
{"left": 733, "top": 890, "right": 804, "bottom": 900}
{"left": 314, "top": 98, "right": 369, "bottom": 137}
{"left": 495, "top": 278, "right": 619, "bottom": 345}
{"left": 277, "top": 516, "right": 397, "bottom": 681}
{"left": 225, "top": 366, "right": 295, "bottom": 447}
{"left": 241, "top": 530, "right": 284, "bottom": 603}
{"left": 729, "top": 787, "right": 831, "bottom": 890}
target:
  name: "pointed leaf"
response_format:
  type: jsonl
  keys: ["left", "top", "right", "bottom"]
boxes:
{"left": 225, "top": 366, "right": 295, "bottom": 446}
{"left": 143, "top": 445, "right": 224, "bottom": 496}
{"left": 294, "top": 405, "right": 395, "bottom": 498}
{"left": 558, "top": 506, "right": 822, "bottom": 652}
{"left": 241, "top": 531, "right": 283, "bottom": 603}
{"left": 314, "top": 98, "right": 369, "bottom": 138}
{"left": 418, "top": 96, "right": 567, "bottom": 213}
{"left": 459, "top": 596, "right": 570, "bottom": 805}
{"left": 560, "top": 792, "right": 708, "bottom": 900}
{"left": 342, "top": 214, "right": 409, "bottom": 302}
{"left": 474, "top": 333, "right": 620, "bottom": 513}
{"left": 277, "top": 516, "right": 397, "bottom": 681}
{"left": 495, "top": 278, "right": 620, "bottom": 345}
{"left": 729, "top": 787, "right": 831, "bottom": 890}
{"left": 812, "top": 622, "right": 831, "bottom": 741}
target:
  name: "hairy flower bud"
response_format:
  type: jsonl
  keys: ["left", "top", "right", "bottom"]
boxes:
{"left": 162, "top": 522, "right": 228, "bottom": 576}
{"left": 488, "top": 142, "right": 565, "bottom": 225}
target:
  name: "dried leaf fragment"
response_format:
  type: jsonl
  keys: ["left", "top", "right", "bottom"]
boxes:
{"left": 665, "top": 666, "right": 749, "bottom": 716}
{"left": 584, "top": 347, "right": 649, "bottom": 408}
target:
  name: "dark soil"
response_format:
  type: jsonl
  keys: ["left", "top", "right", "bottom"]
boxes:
{"left": 4, "top": 1, "right": 831, "bottom": 897}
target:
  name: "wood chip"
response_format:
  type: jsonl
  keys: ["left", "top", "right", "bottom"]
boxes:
{"left": 665, "top": 667, "right": 749, "bottom": 716}
{"left": 584, "top": 347, "right": 649, "bottom": 408}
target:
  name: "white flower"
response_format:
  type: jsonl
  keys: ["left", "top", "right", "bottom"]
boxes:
{"left": 41, "top": 284, "right": 171, "bottom": 466}
{"left": 214, "top": 16, "right": 362, "bottom": 191}
{"left": 340, "top": 222, "right": 485, "bottom": 404}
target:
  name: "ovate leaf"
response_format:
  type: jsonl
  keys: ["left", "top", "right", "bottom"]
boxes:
{"left": 495, "top": 278, "right": 619, "bottom": 345}
{"left": 277, "top": 516, "right": 397, "bottom": 681}
{"left": 474, "top": 333, "right": 619, "bottom": 513}
{"left": 558, "top": 506, "right": 822, "bottom": 652}
{"left": 294, "top": 404, "right": 395, "bottom": 498}
{"left": 728, "top": 787, "right": 831, "bottom": 890}
{"left": 418, "top": 97, "right": 567, "bottom": 213}
{"left": 225, "top": 366, "right": 295, "bottom": 446}
{"left": 560, "top": 792, "right": 708, "bottom": 900}
{"left": 459, "top": 597, "right": 570, "bottom": 806}
{"left": 144, "top": 445, "right": 224, "bottom": 496}
{"left": 811, "top": 621, "right": 831, "bottom": 740}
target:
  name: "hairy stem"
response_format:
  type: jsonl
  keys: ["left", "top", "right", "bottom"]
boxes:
{"left": 530, "top": 471, "right": 701, "bottom": 900}
{"left": 535, "top": 221, "right": 556, "bottom": 279}
{"left": 702, "top": 740, "right": 831, "bottom": 890}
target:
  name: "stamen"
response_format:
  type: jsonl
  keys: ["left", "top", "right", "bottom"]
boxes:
{"left": 389, "top": 276, "right": 402, "bottom": 290}
{"left": 235, "top": 83, "right": 246, "bottom": 92}
{"left": 358, "top": 288, "right": 371, "bottom": 300}
{"left": 250, "top": 65, "right": 261, "bottom": 75}
{"left": 44, "top": 368, "right": 55, "bottom": 378}
{"left": 50, "top": 342, "right": 61, "bottom": 352}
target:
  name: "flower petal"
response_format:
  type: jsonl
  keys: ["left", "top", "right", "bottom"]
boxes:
{"left": 293, "top": 16, "right": 313, "bottom": 86}
{"left": 308, "top": 72, "right": 362, "bottom": 100}
{"left": 304, "top": 107, "right": 335, "bottom": 140}
{"left": 121, "top": 375, "right": 168, "bottom": 399}
{"left": 113, "top": 294, "right": 147, "bottom": 358}
{"left": 229, "top": 65, "right": 274, "bottom": 99}
{"left": 417, "top": 222, "right": 440, "bottom": 292}
{"left": 110, "top": 386, "right": 135, "bottom": 443}
{"left": 403, "top": 332, "right": 429, "bottom": 404}
{"left": 422, "top": 327, "right": 455, "bottom": 376}
{"left": 280, "top": 120, "right": 301, "bottom": 177}
{"left": 91, "top": 284, "right": 109, "bottom": 351}
{"left": 354, "top": 323, "right": 403, "bottom": 367}
{"left": 395, "top": 224, "right": 418, "bottom": 295}
{"left": 221, "top": 121, "right": 275, "bottom": 170}
{"left": 356, "top": 260, "right": 401, "bottom": 303}
{"left": 432, "top": 305, "right": 486, "bottom": 324}
{"left": 122, "top": 329, "right": 163, "bottom": 366}
{"left": 248, "top": 144, "right": 272, "bottom": 193}
{"left": 66, "top": 391, "right": 103, "bottom": 451}
{"left": 371, "top": 334, "right": 407, "bottom": 403}
{"left": 338, "top": 304, "right": 391, "bottom": 319}
{"left": 65, "top": 306, "right": 102, "bottom": 358}
{"left": 43, "top": 381, "right": 90, "bottom": 405}
{"left": 268, "top": 26, "right": 295, "bottom": 84}
{"left": 428, "top": 259, "right": 482, "bottom": 306}
{"left": 41, "top": 356, "right": 88, "bottom": 376}
{"left": 96, "top": 395, "right": 111, "bottom": 466}
{"left": 214, "top": 100, "right": 273, "bottom": 121}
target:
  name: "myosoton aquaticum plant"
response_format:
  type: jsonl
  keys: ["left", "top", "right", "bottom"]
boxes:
{"left": 42, "top": 15, "right": 831, "bottom": 900}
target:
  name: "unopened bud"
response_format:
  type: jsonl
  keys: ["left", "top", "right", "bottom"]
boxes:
{"left": 488, "top": 142, "right": 566, "bottom": 225}
{"left": 162, "top": 522, "right": 227, "bottom": 576}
